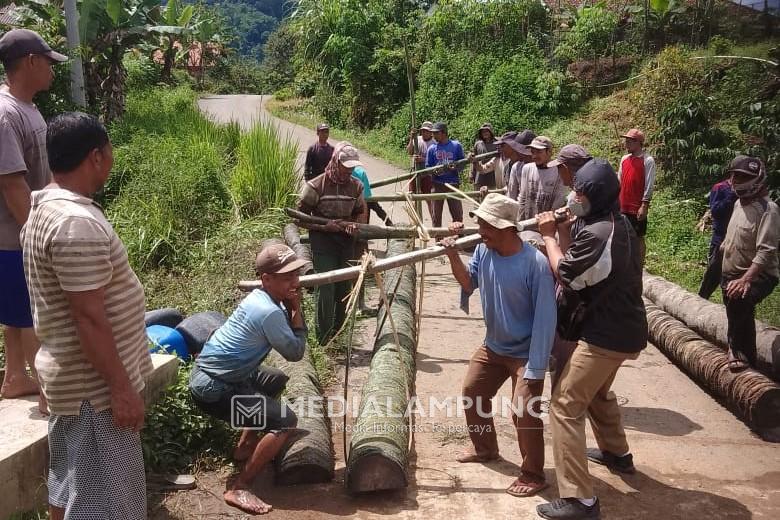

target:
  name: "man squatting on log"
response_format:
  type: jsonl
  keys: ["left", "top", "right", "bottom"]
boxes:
{"left": 536, "top": 159, "right": 648, "bottom": 520}
{"left": 719, "top": 155, "right": 779, "bottom": 372}
{"left": 297, "top": 141, "right": 367, "bottom": 343}
{"left": 189, "top": 244, "right": 309, "bottom": 515}
{"left": 440, "top": 194, "right": 557, "bottom": 498}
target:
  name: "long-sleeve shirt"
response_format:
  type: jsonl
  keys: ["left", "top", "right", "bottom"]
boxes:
{"left": 460, "top": 243, "right": 557, "bottom": 380}
{"left": 707, "top": 179, "right": 737, "bottom": 248}
{"left": 617, "top": 152, "right": 656, "bottom": 213}
{"left": 515, "top": 162, "right": 569, "bottom": 220}
{"left": 722, "top": 196, "right": 780, "bottom": 280}
{"left": 190, "top": 289, "right": 307, "bottom": 401}
{"left": 304, "top": 141, "right": 334, "bottom": 180}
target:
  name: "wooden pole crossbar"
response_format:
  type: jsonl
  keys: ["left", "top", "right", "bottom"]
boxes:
{"left": 369, "top": 150, "right": 498, "bottom": 189}
{"left": 365, "top": 188, "right": 505, "bottom": 203}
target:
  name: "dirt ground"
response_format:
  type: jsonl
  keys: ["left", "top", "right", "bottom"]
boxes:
{"left": 153, "top": 96, "right": 780, "bottom": 519}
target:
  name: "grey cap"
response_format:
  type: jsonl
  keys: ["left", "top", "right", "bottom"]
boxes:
{"left": 316, "top": 122, "right": 330, "bottom": 131}
{"left": 547, "top": 144, "right": 592, "bottom": 168}
{"left": 420, "top": 121, "right": 434, "bottom": 131}
{"left": 432, "top": 121, "right": 448, "bottom": 133}
{"left": 529, "top": 136, "right": 553, "bottom": 150}
{"left": 0, "top": 29, "right": 67, "bottom": 64}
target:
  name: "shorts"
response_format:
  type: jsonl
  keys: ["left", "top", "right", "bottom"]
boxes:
{"left": 407, "top": 174, "right": 433, "bottom": 194}
{"left": 48, "top": 401, "right": 146, "bottom": 518}
{"left": 0, "top": 249, "right": 33, "bottom": 328}
{"left": 190, "top": 365, "right": 297, "bottom": 432}
{"left": 622, "top": 213, "right": 647, "bottom": 237}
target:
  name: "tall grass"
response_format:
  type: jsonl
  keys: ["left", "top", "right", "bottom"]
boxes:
{"left": 230, "top": 121, "right": 300, "bottom": 218}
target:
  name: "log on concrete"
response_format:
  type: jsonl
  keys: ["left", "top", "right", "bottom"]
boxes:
{"left": 265, "top": 348, "right": 334, "bottom": 485}
{"left": 0, "top": 354, "right": 178, "bottom": 519}
{"left": 283, "top": 223, "right": 314, "bottom": 275}
{"left": 346, "top": 239, "right": 417, "bottom": 493}
{"left": 645, "top": 299, "right": 780, "bottom": 442}
{"left": 643, "top": 273, "right": 780, "bottom": 379}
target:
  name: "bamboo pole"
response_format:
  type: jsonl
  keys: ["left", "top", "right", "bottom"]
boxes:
{"left": 366, "top": 189, "right": 505, "bottom": 203}
{"left": 645, "top": 299, "right": 780, "bottom": 442}
{"left": 369, "top": 151, "right": 498, "bottom": 189}
{"left": 240, "top": 210, "right": 568, "bottom": 291}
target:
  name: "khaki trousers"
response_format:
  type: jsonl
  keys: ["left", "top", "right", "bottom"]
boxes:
{"left": 462, "top": 345, "right": 546, "bottom": 482}
{"left": 550, "top": 341, "right": 639, "bottom": 498}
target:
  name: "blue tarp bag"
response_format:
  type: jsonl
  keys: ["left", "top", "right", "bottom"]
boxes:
{"left": 146, "top": 325, "right": 190, "bottom": 361}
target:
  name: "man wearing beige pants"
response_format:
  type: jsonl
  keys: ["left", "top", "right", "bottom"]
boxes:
{"left": 536, "top": 159, "right": 647, "bottom": 520}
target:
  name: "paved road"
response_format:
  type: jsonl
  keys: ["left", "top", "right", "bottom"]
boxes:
{"left": 188, "top": 95, "right": 780, "bottom": 520}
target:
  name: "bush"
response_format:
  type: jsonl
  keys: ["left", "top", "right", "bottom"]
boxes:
{"left": 230, "top": 121, "right": 299, "bottom": 218}
{"left": 142, "top": 363, "right": 237, "bottom": 473}
{"left": 739, "top": 100, "right": 780, "bottom": 195}
{"left": 655, "top": 93, "right": 734, "bottom": 193}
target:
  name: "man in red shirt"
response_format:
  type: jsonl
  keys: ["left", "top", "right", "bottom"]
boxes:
{"left": 617, "top": 128, "right": 656, "bottom": 264}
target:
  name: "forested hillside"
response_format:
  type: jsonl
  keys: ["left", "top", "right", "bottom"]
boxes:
{"left": 205, "top": 0, "right": 287, "bottom": 60}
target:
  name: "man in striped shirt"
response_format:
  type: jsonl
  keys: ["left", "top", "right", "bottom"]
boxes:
{"left": 22, "top": 112, "right": 152, "bottom": 520}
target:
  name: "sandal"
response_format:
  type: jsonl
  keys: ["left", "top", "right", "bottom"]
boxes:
{"left": 727, "top": 350, "right": 749, "bottom": 373}
{"left": 506, "top": 477, "right": 549, "bottom": 497}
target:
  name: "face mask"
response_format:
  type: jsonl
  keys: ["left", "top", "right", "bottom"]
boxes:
{"left": 568, "top": 196, "right": 591, "bottom": 217}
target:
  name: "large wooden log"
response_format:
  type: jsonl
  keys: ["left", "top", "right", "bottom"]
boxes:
{"left": 282, "top": 223, "right": 314, "bottom": 275}
{"left": 369, "top": 151, "right": 498, "bottom": 189}
{"left": 266, "top": 347, "right": 335, "bottom": 485}
{"left": 643, "top": 273, "right": 780, "bottom": 379}
{"left": 644, "top": 299, "right": 780, "bottom": 442}
{"left": 346, "top": 239, "right": 417, "bottom": 492}
{"left": 365, "top": 188, "right": 505, "bottom": 203}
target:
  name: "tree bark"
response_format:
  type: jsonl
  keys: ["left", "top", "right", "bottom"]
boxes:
{"left": 645, "top": 299, "right": 780, "bottom": 442}
{"left": 643, "top": 273, "right": 780, "bottom": 380}
{"left": 346, "top": 239, "right": 417, "bottom": 492}
{"left": 282, "top": 223, "right": 315, "bottom": 275}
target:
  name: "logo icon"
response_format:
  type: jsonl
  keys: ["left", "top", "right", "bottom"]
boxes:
{"left": 231, "top": 395, "right": 268, "bottom": 430}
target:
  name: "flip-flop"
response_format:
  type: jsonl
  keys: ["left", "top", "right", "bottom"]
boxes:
{"left": 506, "top": 478, "right": 549, "bottom": 497}
{"left": 727, "top": 351, "right": 750, "bottom": 372}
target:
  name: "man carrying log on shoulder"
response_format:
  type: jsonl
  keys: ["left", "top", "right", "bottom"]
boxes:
{"left": 535, "top": 159, "right": 647, "bottom": 520}
{"left": 189, "top": 243, "right": 308, "bottom": 515}
{"left": 297, "top": 141, "right": 367, "bottom": 343}
{"left": 440, "top": 193, "right": 556, "bottom": 498}
{"left": 720, "top": 155, "right": 779, "bottom": 372}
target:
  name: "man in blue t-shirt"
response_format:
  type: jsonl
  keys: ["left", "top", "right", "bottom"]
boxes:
{"left": 426, "top": 121, "right": 465, "bottom": 226}
{"left": 441, "top": 193, "right": 556, "bottom": 499}
{"left": 189, "top": 244, "right": 308, "bottom": 515}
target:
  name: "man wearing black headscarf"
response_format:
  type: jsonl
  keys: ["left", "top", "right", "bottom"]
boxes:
{"left": 534, "top": 160, "right": 647, "bottom": 520}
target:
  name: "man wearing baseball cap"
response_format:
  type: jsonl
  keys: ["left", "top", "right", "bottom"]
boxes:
{"left": 0, "top": 28, "right": 66, "bottom": 410}
{"left": 440, "top": 193, "right": 556, "bottom": 499}
{"left": 406, "top": 120, "right": 436, "bottom": 218}
{"left": 617, "top": 128, "right": 656, "bottom": 264}
{"left": 504, "top": 130, "right": 536, "bottom": 200}
{"left": 547, "top": 144, "right": 593, "bottom": 189}
{"left": 426, "top": 121, "right": 466, "bottom": 226}
{"left": 720, "top": 155, "right": 778, "bottom": 372}
{"left": 298, "top": 141, "right": 367, "bottom": 342}
{"left": 513, "top": 136, "right": 569, "bottom": 221}
{"left": 190, "top": 243, "right": 308, "bottom": 514}
{"left": 304, "top": 122, "right": 334, "bottom": 181}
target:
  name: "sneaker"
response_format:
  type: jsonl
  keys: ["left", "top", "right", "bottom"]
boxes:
{"left": 537, "top": 498, "right": 600, "bottom": 519}
{"left": 586, "top": 448, "right": 635, "bottom": 474}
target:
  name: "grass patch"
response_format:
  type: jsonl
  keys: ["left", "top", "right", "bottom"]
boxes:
{"left": 266, "top": 98, "right": 411, "bottom": 169}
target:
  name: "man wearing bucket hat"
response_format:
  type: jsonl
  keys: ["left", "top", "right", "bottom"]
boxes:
{"left": 440, "top": 193, "right": 556, "bottom": 499}
{"left": 720, "top": 155, "right": 779, "bottom": 372}
{"left": 304, "top": 123, "right": 334, "bottom": 181}
{"left": 0, "top": 29, "right": 67, "bottom": 410}
{"left": 617, "top": 128, "right": 656, "bottom": 264}
{"left": 190, "top": 243, "right": 308, "bottom": 515}
{"left": 470, "top": 122, "right": 498, "bottom": 188}
{"left": 298, "top": 141, "right": 367, "bottom": 342}
{"left": 513, "top": 136, "right": 569, "bottom": 221}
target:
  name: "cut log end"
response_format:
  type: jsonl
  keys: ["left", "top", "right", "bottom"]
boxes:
{"left": 276, "top": 463, "right": 335, "bottom": 486}
{"left": 346, "top": 453, "right": 408, "bottom": 493}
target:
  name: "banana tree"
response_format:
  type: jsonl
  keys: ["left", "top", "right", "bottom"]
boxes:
{"left": 147, "top": 0, "right": 199, "bottom": 83}
{"left": 79, "top": 0, "right": 158, "bottom": 121}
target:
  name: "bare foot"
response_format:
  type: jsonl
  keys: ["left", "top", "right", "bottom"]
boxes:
{"left": 224, "top": 489, "right": 272, "bottom": 515}
{"left": 233, "top": 437, "right": 260, "bottom": 462}
{"left": 456, "top": 451, "right": 499, "bottom": 463}
{"left": 1, "top": 373, "right": 40, "bottom": 398}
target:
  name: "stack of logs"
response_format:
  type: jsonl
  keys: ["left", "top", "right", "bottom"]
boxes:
{"left": 642, "top": 273, "right": 780, "bottom": 442}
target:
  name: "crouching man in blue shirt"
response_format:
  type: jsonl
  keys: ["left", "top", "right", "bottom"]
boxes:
{"left": 441, "top": 193, "right": 556, "bottom": 498}
{"left": 189, "top": 244, "right": 308, "bottom": 515}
